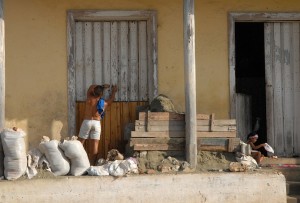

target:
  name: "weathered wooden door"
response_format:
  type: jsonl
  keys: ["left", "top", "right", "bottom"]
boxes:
{"left": 236, "top": 93, "right": 252, "bottom": 142}
{"left": 76, "top": 101, "right": 147, "bottom": 159}
{"left": 73, "top": 20, "right": 154, "bottom": 158}
{"left": 265, "top": 22, "right": 300, "bottom": 156}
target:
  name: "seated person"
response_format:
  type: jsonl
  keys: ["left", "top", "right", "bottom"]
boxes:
{"left": 246, "top": 132, "right": 266, "bottom": 165}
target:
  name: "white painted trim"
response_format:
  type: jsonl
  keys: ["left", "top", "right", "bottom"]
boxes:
{"left": 229, "top": 12, "right": 300, "bottom": 120}
{"left": 67, "top": 10, "right": 158, "bottom": 136}
{"left": 0, "top": 0, "right": 4, "bottom": 131}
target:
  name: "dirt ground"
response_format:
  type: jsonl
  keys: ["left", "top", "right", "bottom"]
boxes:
{"left": 1, "top": 150, "right": 278, "bottom": 181}
{"left": 136, "top": 150, "right": 237, "bottom": 174}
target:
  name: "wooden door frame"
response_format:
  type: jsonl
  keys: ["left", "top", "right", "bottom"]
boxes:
{"left": 229, "top": 12, "right": 300, "bottom": 117}
{"left": 229, "top": 12, "right": 300, "bottom": 145}
{"left": 67, "top": 10, "right": 158, "bottom": 136}
{"left": 0, "top": 0, "right": 4, "bottom": 131}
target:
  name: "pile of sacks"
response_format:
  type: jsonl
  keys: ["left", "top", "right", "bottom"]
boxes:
{"left": 37, "top": 135, "right": 90, "bottom": 176}
{"left": 87, "top": 149, "right": 139, "bottom": 177}
{"left": 0, "top": 128, "right": 139, "bottom": 180}
{"left": 34, "top": 137, "right": 139, "bottom": 177}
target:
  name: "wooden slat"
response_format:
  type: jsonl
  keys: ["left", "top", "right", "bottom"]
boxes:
{"left": 131, "top": 131, "right": 236, "bottom": 138}
{"left": 236, "top": 93, "right": 252, "bottom": 142}
{"left": 198, "top": 138, "right": 227, "bottom": 146}
{"left": 264, "top": 23, "right": 275, "bottom": 152}
{"left": 110, "top": 102, "right": 118, "bottom": 151}
{"left": 104, "top": 102, "right": 111, "bottom": 157}
{"left": 197, "top": 131, "right": 236, "bottom": 138}
{"left": 110, "top": 22, "right": 119, "bottom": 100}
{"left": 139, "top": 112, "right": 210, "bottom": 121}
{"left": 84, "top": 22, "right": 94, "bottom": 90}
{"left": 139, "top": 21, "right": 148, "bottom": 101}
{"left": 132, "top": 138, "right": 240, "bottom": 152}
{"left": 212, "top": 120, "right": 236, "bottom": 126}
{"left": 119, "top": 21, "right": 129, "bottom": 101}
{"left": 131, "top": 131, "right": 185, "bottom": 138}
{"left": 134, "top": 144, "right": 184, "bottom": 151}
{"left": 103, "top": 22, "right": 111, "bottom": 85}
{"left": 135, "top": 125, "right": 236, "bottom": 132}
{"left": 135, "top": 119, "right": 236, "bottom": 126}
{"left": 129, "top": 21, "right": 138, "bottom": 101}
{"left": 293, "top": 22, "right": 300, "bottom": 155}
{"left": 93, "top": 22, "right": 103, "bottom": 85}
{"left": 134, "top": 144, "right": 230, "bottom": 152}
{"left": 116, "top": 103, "right": 122, "bottom": 150}
{"left": 273, "top": 23, "right": 284, "bottom": 156}
{"left": 135, "top": 125, "right": 184, "bottom": 132}
{"left": 131, "top": 137, "right": 239, "bottom": 145}
{"left": 283, "top": 23, "right": 294, "bottom": 156}
{"left": 130, "top": 137, "right": 185, "bottom": 145}
{"left": 199, "top": 146, "right": 227, "bottom": 151}
{"left": 121, "top": 102, "right": 130, "bottom": 141}
{"left": 75, "top": 22, "right": 85, "bottom": 101}
{"left": 198, "top": 137, "right": 240, "bottom": 152}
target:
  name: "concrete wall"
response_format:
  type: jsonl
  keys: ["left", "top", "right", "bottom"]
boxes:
{"left": 4, "top": 0, "right": 300, "bottom": 148}
{"left": 0, "top": 173, "right": 286, "bottom": 203}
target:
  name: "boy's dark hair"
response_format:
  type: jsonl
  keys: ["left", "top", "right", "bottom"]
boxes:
{"left": 92, "top": 85, "right": 104, "bottom": 97}
{"left": 247, "top": 131, "right": 257, "bottom": 139}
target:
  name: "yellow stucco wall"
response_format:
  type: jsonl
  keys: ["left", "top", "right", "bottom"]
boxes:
{"left": 4, "top": 0, "right": 300, "bottom": 148}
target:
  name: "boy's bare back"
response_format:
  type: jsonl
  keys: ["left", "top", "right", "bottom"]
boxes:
{"left": 84, "top": 85, "right": 101, "bottom": 120}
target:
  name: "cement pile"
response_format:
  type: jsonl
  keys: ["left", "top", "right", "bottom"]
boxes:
{"left": 136, "top": 151, "right": 192, "bottom": 174}
{"left": 150, "top": 94, "right": 178, "bottom": 113}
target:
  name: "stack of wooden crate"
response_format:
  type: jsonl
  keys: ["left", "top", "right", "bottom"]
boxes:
{"left": 130, "top": 111, "right": 240, "bottom": 153}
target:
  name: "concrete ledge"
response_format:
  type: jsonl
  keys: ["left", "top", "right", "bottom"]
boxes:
{"left": 263, "top": 157, "right": 300, "bottom": 165}
{"left": 0, "top": 172, "right": 286, "bottom": 203}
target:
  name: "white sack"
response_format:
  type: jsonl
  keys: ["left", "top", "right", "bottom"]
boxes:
{"left": 59, "top": 137, "right": 90, "bottom": 176}
{"left": 87, "top": 165, "right": 110, "bottom": 176}
{"left": 108, "top": 158, "right": 139, "bottom": 176}
{"left": 235, "top": 152, "right": 258, "bottom": 170}
{"left": 39, "top": 137, "right": 70, "bottom": 176}
{"left": 1, "top": 129, "right": 27, "bottom": 180}
{"left": 26, "top": 148, "right": 43, "bottom": 179}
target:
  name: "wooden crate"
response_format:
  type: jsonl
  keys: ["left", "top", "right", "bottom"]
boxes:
{"left": 130, "top": 137, "right": 240, "bottom": 152}
{"left": 129, "top": 112, "right": 240, "bottom": 153}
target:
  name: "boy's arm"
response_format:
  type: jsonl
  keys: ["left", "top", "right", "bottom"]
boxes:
{"left": 249, "top": 142, "right": 266, "bottom": 150}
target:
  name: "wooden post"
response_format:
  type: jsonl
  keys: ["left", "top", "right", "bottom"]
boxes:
{"left": 184, "top": 0, "right": 197, "bottom": 168}
{"left": 0, "top": 0, "right": 4, "bottom": 131}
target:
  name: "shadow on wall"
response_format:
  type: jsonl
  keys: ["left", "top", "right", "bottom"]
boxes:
{"left": 5, "top": 91, "right": 68, "bottom": 150}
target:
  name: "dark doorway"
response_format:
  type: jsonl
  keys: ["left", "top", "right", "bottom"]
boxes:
{"left": 235, "top": 22, "right": 267, "bottom": 155}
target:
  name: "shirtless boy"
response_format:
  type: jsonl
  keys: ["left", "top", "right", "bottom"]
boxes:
{"left": 78, "top": 84, "right": 117, "bottom": 165}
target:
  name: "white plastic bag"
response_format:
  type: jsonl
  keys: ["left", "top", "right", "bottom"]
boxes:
{"left": 264, "top": 143, "right": 275, "bottom": 154}
{"left": 39, "top": 137, "right": 70, "bottom": 176}
{"left": 58, "top": 137, "right": 90, "bottom": 176}
{"left": 1, "top": 129, "right": 27, "bottom": 180}
{"left": 87, "top": 165, "right": 110, "bottom": 176}
{"left": 26, "top": 148, "right": 43, "bottom": 179}
{"left": 108, "top": 158, "right": 139, "bottom": 176}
